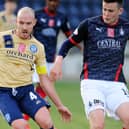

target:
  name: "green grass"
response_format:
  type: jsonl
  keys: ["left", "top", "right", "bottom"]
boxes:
{"left": 0, "top": 80, "right": 122, "bottom": 129}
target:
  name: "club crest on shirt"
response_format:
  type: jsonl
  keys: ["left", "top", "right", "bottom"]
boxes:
{"left": 57, "top": 20, "right": 61, "bottom": 27}
{"left": 119, "top": 27, "right": 124, "bottom": 36}
{"left": 107, "top": 28, "right": 114, "bottom": 38}
{"left": 30, "top": 44, "right": 38, "bottom": 53}
{"left": 48, "top": 19, "right": 55, "bottom": 27}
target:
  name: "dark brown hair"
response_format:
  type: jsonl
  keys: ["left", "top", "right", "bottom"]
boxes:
{"left": 5, "top": 0, "right": 17, "bottom": 3}
{"left": 103, "top": 0, "right": 123, "bottom": 7}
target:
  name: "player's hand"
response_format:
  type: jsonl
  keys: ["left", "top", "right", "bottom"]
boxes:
{"left": 50, "top": 56, "right": 63, "bottom": 81}
{"left": 57, "top": 105, "right": 72, "bottom": 122}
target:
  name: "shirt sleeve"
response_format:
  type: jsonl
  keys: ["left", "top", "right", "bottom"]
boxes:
{"left": 61, "top": 14, "right": 72, "bottom": 37}
{"left": 70, "top": 19, "right": 88, "bottom": 43}
{"left": 58, "top": 19, "right": 88, "bottom": 58}
{"left": 35, "top": 44, "right": 47, "bottom": 75}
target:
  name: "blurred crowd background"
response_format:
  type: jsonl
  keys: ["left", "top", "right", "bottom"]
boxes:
{"left": 0, "top": 0, "right": 129, "bottom": 82}
{"left": 0, "top": 0, "right": 129, "bottom": 29}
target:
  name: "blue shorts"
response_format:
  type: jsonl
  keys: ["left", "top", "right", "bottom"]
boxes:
{"left": 0, "top": 84, "right": 49, "bottom": 125}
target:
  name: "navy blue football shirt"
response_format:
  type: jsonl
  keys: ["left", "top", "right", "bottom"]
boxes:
{"left": 59, "top": 16, "right": 129, "bottom": 82}
{"left": 33, "top": 7, "right": 71, "bottom": 63}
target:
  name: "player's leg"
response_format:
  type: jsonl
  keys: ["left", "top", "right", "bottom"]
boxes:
{"left": 89, "top": 110, "right": 105, "bottom": 129}
{"left": 35, "top": 63, "right": 54, "bottom": 129}
{"left": 35, "top": 84, "right": 52, "bottom": 129}
{"left": 35, "top": 83, "right": 47, "bottom": 98}
{"left": 23, "top": 83, "right": 48, "bottom": 121}
{"left": 23, "top": 64, "right": 48, "bottom": 121}
{"left": 20, "top": 85, "right": 54, "bottom": 129}
{"left": 116, "top": 102, "right": 129, "bottom": 129}
{"left": 35, "top": 107, "right": 54, "bottom": 129}
{"left": 80, "top": 80, "right": 105, "bottom": 129}
{"left": 0, "top": 89, "right": 30, "bottom": 129}
{"left": 106, "top": 83, "right": 129, "bottom": 129}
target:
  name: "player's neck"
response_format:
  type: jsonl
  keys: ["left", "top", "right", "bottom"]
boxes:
{"left": 4, "top": 10, "right": 13, "bottom": 16}
{"left": 44, "top": 7, "right": 56, "bottom": 16}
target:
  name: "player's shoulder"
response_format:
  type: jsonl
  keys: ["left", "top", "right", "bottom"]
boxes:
{"left": 56, "top": 10, "right": 67, "bottom": 19}
{"left": 0, "top": 30, "right": 13, "bottom": 37}
{"left": 0, "top": 30, "right": 13, "bottom": 43}
{"left": 57, "top": 10, "right": 65, "bottom": 16}
{"left": 0, "top": 11, "right": 4, "bottom": 17}
{"left": 79, "top": 16, "right": 100, "bottom": 24}
{"left": 35, "top": 9, "right": 43, "bottom": 14}
{"left": 35, "top": 8, "right": 47, "bottom": 19}
{"left": 119, "top": 16, "right": 129, "bottom": 25}
{"left": 31, "top": 36, "right": 44, "bottom": 48}
{"left": 86, "top": 15, "right": 102, "bottom": 24}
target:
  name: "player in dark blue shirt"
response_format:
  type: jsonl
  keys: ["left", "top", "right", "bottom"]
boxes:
{"left": 32, "top": 0, "right": 72, "bottom": 98}
{"left": 50, "top": 0, "right": 129, "bottom": 129}
{"left": 33, "top": 0, "right": 72, "bottom": 63}
{"left": 32, "top": 0, "right": 72, "bottom": 105}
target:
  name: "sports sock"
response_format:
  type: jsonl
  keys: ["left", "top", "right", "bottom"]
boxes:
{"left": 25, "top": 124, "right": 31, "bottom": 129}
{"left": 40, "top": 126, "right": 54, "bottom": 129}
{"left": 50, "top": 126, "right": 54, "bottom": 129}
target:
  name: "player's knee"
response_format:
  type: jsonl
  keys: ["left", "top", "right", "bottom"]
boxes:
{"left": 37, "top": 113, "right": 53, "bottom": 129}
{"left": 89, "top": 110, "right": 105, "bottom": 129}
{"left": 11, "top": 119, "right": 29, "bottom": 129}
{"left": 35, "top": 107, "right": 53, "bottom": 129}
{"left": 39, "top": 119, "right": 53, "bottom": 129}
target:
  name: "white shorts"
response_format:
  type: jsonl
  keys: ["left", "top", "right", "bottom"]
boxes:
{"left": 32, "top": 62, "right": 54, "bottom": 83}
{"left": 80, "top": 79, "right": 129, "bottom": 120}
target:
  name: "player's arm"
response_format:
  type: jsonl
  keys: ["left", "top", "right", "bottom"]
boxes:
{"left": 61, "top": 15, "right": 83, "bottom": 50}
{"left": 61, "top": 14, "right": 72, "bottom": 37}
{"left": 50, "top": 19, "right": 88, "bottom": 81}
{"left": 36, "top": 44, "right": 72, "bottom": 122}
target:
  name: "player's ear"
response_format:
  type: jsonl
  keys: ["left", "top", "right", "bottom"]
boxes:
{"left": 33, "top": 18, "right": 37, "bottom": 26}
{"left": 119, "top": 7, "right": 123, "bottom": 15}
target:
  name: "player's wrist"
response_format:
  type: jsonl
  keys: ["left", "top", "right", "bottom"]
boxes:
{"left": 55, "top": 56, "right": 63, "bottom": 66}
{"left": 56, "top": 103, "right": 64, "bottom": 109}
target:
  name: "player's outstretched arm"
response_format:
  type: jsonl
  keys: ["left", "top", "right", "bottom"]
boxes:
{"left": 39, "top": 74, "right": 72, "bottom": 122}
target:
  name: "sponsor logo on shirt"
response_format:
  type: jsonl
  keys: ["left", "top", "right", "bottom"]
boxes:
{"left": 96, "top": 27, "right": 103, "bottom": 33}
{"left": 42, "top": 28, "right": 56, "bottom": 37}
{"left": 97, "top": 39, "right": 121, "bottom": 49}
{"left": 6, "top": 50, "right": 34, "bottom": 61}
{"left": 40, "top": 18, "right": 46, "bottom": 23}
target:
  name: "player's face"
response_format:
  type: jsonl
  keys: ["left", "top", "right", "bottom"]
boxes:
{"left": 5, "top": 2, "right": 17, "bottom": 14}
{"left": 16, "top": 14, "right": 36, "bottom": 39}
{"left": 102, "top": 1, "right": 123, "bottom": 25}
{"left": 46, "top": 0, "right": 59, "bottom": 13}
